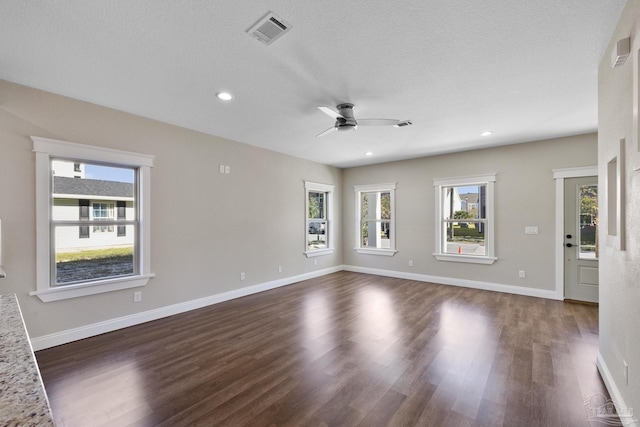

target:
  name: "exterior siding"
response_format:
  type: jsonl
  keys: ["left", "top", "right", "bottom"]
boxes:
{"left": 53, "top": 197, "right": 134, "bottom": 251}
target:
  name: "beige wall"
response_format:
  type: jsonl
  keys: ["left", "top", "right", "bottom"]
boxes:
{"left": 0, "top": 80, "right": 342, "bottom": 339}
{"left": 0, "top": 78, "right": 603, "bottom": 352}
{"left": 598, "top": 0, "right": 640, "bottom": 415}
{"left": 342, "top": 134, "right": 597, "bottom": 291}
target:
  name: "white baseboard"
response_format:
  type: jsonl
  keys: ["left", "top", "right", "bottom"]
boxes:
{"left": 30, "top": 266, "right": 343, "bottom": 351}
{"left": 596, "top": 352, "right": 639, "bottom": 427}
{"left": 342, "top": 265, "right": 561, "bottom": 300}
{"left": 30, "top": 264, "right": 563, "bottom": 351}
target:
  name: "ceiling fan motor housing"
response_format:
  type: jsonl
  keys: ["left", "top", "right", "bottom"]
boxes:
{"left": 336, "top": 103, "right": 357, "bottom": 130}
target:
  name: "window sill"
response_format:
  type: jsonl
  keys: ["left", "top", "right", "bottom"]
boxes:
{"left": 434, "top": 254, "right": 497, "bottom": 264}
{"left": 304, "top": 248, "right": 334, "bottom": 258}
{"left": 355, "top": 248, "right": 397, "bottom": 257}
{"left": 30, "top": 274, "right": 154, "bottom": 302}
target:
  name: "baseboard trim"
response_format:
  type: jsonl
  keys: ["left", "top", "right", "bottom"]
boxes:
{"left": 30, "top": 266, "right": 343, "bottom": 351}
{"left": 596, "top": 352, "right": 638, "bottom": 427}
{"left": 31, "top": 264, "right": 563, "bottom": 351}
{"left": 342, "top": 265, "right": 561, "bottom": 300}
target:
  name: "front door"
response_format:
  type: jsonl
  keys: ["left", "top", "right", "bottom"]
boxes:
{"left": 564, "top": 176, "right": 598, "bottom": 302}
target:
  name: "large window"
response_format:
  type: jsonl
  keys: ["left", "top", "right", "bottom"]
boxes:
{"left": 433, "top": 174, "right": 496, "bottom": 264}
{"left": 354, "top": 183, "right": 396, "bottom": 256}
{"left": 305, "top": 181, "right": 334, "bottom": 257}
{"left": 32, "top": 137, "right": 154, "bottom": 302}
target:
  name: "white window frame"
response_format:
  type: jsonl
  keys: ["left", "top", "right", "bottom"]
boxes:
{"left": 354, "top": 183, "right": 397, "bottom": 256}
{"left": 304, "top": 181, "right": 334, "bottom": 257}
{"left": 433, "top": 174, "right": 496, "bottom": 264}
{"left": 31, "top": 137, "right": 155, "bottom": 302}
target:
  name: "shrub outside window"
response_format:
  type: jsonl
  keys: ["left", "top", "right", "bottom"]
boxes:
{"left": 434, "top": 175, "right": 496, "bottom": 264}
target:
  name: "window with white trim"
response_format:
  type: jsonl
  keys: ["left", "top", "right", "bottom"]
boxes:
{"left": 32, "top": 137, "right": 154, "bottom": 302}
{"left": 433, "top": 174, "right": 496, "bottom": 264}
{"left": 305, "top": 181, "right": 334, "bottom": 257}
{"left": 354, "top": 183, "right": 396, "bottom": 256}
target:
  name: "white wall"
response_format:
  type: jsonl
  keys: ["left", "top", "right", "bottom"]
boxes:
{"left": 0, "top": 80, "right": 342, "bottom": 340}
{"left": 342, "top": 134, "right": 597, "bottom": 293}
{"left": 598, "top": 0, "right": 640, "bottom": 418}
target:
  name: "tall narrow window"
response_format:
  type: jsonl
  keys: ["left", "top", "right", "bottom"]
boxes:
{"left": 434, "top": 175, "right": 496, "bottom": 264}
{"left": 354, "top": 183, "right": 396, "bottom": 256}
{"left": 305, "top": 181, "right": 334, "bottom": 257}
{"left": 33, "top": 137, "right": 154, "bottom": 302}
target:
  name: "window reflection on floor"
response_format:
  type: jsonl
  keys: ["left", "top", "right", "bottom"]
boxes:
{"left": 52, "top": 360, "right": 147, "bottom": 425}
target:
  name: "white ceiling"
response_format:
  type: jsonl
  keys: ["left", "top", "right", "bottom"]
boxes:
{"left": 0, "top": 1, "right": 627, "bottom": 168}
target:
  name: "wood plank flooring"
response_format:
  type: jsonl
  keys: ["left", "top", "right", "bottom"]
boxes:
{"left": 35, "top": 272, "right": 613, "bottom": 426}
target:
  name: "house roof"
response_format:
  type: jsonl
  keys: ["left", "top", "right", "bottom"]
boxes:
{"left": 53, "top": 176, "right": 133, "bottom": 198}
{"left": 0, "top": 2, "right": 627, "bottom": 167}
{"left": 459, "top": 193, "right": 479, "bottom": 204}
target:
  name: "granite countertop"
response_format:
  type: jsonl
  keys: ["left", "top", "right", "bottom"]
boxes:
{"left": 0, "top": 294, "right": 54, "bottom": 426}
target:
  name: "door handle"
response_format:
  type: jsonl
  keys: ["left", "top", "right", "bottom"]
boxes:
{"left": 566, "top": 243, "right": 573, "bottom": 248}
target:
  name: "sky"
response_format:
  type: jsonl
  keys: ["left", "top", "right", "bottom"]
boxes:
{"left": 84, "top": 164, "right": 134, "bottom": 183}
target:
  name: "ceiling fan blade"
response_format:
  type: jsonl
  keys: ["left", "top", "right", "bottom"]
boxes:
{"left": 318, "top": 106, "right": 343, "bottom": 119}
{"left": 357, "top": 119, "right": 401, "bottom": 126}
{"left": 317, "top": 126, "right": 338, "bottom": 137}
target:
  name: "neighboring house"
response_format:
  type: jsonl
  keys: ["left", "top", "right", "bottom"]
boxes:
{"left": 52, "top": 161, "right": 134, "bottom": 252}
{"left": 459, "top": 192, "right": 479, "bottom": 216}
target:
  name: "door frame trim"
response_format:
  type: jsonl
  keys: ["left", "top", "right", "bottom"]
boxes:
{"left": 553, "top": 166, "right": 598, "bottom": 300}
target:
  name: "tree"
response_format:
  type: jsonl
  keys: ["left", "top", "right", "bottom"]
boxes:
{"left": 453, "top": 210, "right": 473, "bottom": 219}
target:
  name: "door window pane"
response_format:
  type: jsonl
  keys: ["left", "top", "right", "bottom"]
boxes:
{"left": 578, "top": 184, "right": 598, "bottom": 259}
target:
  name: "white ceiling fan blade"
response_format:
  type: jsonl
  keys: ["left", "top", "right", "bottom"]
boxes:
{"left": 357, "top": 119, "right": 401, "bottom": 126}
{"left": 318, "top": 106, "right": 343, "bottom": 119}
{"left": 317, "top": 126, "right": 338, "bottom": 137}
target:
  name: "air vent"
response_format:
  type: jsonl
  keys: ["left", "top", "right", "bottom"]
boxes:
{"left": 611, "top": 37, "right": 630, "bottom": 68}
{"left": 247, "top": 12, "right": 291, "bottom": 45}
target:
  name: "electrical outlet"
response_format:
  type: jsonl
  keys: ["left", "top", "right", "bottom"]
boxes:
{"left": 518, "top": 270, "right": 526, "bottom": 279}
{"left": 219, "top": 164, "right": 225, "bottom": 174}
{"left": 133, "top": 291, "right": 142, "bottom": 303}
{"left": 240, "top": 272, "right": 245, "bottom": 280}
{"left": 224, "top": 165, "right": 231, "bottom": 174}
{"left": 313, "top": 259, "right": 318, "bottom": 266}
{"left": 408, "top": 260, "right": 414, "bottom": 267}
{"left": 278, "top": 265, "right": 282, "bottom": 273}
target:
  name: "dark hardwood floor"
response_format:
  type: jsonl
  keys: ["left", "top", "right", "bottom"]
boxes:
{"left": 36, "top": 272, "right": 612, "bottom": 426}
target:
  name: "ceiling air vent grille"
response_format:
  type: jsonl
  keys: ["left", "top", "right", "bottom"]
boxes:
{"left": 247, "top": 12, "right": 291, "bottom": 45}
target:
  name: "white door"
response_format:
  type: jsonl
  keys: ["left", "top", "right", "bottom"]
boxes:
{"left": 564, "top": 176, "right": 598, "bottom": 302}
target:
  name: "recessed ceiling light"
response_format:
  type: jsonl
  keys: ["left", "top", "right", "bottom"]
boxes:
{"left": 365, "top": 152, "right": 373, "bottom": 156}
{"left": 480, "top": 131, "right": 493, "bottom": 137}
{"left": 217, "top": 92, "right": 233, "bottom": 101}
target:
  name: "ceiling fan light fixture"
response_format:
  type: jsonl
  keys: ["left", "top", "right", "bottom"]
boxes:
{"left": 480, "top": 130, "right": 493, "bottom": 137}
{"left": 365, "top": 151, "right": 374, "bottom": 156}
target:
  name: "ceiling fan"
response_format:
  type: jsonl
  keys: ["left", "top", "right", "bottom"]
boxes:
{"left": 317, "top": 103, "right": 412, "bottom": 137}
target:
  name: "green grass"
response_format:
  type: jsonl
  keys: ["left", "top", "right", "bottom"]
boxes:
{"left": 57, "top": 247, "right": 133, "bottom": 263}
{"left": 452, "top": 225, "right": 484, "bottom": 238}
